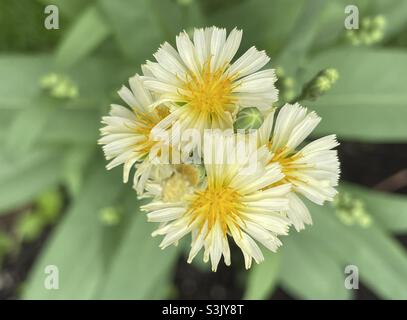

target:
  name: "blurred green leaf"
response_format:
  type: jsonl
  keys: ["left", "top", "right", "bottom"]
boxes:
{"left": 0, "top": 0, "right": 60, "bottom": 52}
{"left": 305, "top": 0, "right": 407, "bottom": 51}
{"left": 4, "top": 98, "right": 55, "bottom": 156}
{"left": 207, "top": 0, "right": 305, "bottom": 56}
{"left": 55, "top": 6, "right": 110, "bottom": 68}
{"left": 23, "top": 163, "right": 126, "bottom": 299}
{"left": 0, "top": 149, "right": 63, "bottom": 213}
{"left": 244, "top": 251, "right": 281, "bottom": 300}
{"left": 341, "top": 182, "right": 407, "bottom": 233}
{"left": 280, "top": 232, "right": 351, "bottom": 299}
{"left": 150, "top": 0, "right": 205, "bottom": 38}
{"left": 99, "top": 212, "right": 179, "bottom": 299}
{"left": 307, "top": 201, "right": 407, "bottom": 299}
{"left": 38, "top": 0, "right": 93, "bottom": 19}
{"left": 16, "top": 211, "right": 45, "bottom": 242}
{"left": 40, "top": 108, "right": 100, "bottom": 144}
{"left": 0, "top": 55, "right": 124, "bottom": 111}
{"left": 305, "top": 48, "right": 407, "bottom": 142}
{"left": 0, "top": 55, "right": 51, "bottom": 108}
{"left": 98, "top": 0, "right": 163, "bottom": 62}
{"left": 370, "top": 0, "right": 407, "bottom": 40}
{"left": 276, "top": 0, "right": 327, "bottom": 75}
{"left": 35, "top": 189, "right": 63, "bottom": 223}
{"left": 62, "top": 146, "right": 96, "bottom": 196}
{"left": 0, "top": 109, "right": 18, "bottom": 139}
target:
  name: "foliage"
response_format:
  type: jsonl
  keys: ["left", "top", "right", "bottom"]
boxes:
{"left": 1, "top": 0, "right": 407, "bottom": 299}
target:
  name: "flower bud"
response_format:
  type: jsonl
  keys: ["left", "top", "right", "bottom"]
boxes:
{"left": 300, "top": 68, "right": 339, "bottom": 101}
{"left": 99, "top": 207, "right": 121, "bottom": 226}
{"left": 234, "top": 107, "right": 264, "bottom": 131}
{"left": 40, "top": 73, "right": 79, "bottom": 99}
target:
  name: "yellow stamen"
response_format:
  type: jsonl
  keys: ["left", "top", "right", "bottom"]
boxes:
{"left": 132, "top": 107, "right": 170, "bottom": 156}
{"left": 187, "top": 184, "right": 242, "bottom": 235}
{"left": 181, "top": 60, "right": 234, "bottom": 115}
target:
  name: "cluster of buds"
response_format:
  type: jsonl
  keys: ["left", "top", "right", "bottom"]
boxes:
{"left": 40, "top": 73, "right": 79, "bottom": 99}
{"left": 298, "top": 68, "right": 339, "bottom": 101}
{"left": 333, "top": 192, "right": 372, "bottom": 228}
{"left": 346, "top": 15, "right": 386, "bottom": 46}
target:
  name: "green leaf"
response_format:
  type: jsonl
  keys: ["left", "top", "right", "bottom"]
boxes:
{"left": 62, "top": 145, "right": 97, "bottom": 196}
{"left": 23, "top": 163, "right": 126, "bottom": 299}
{"left": 0, "top": 55, "right": 50, "bottom": 108}
{"left": 0, "top": 149, "right": 63, "bottom": 213}
{"left": 0, "top": 55, "right": 124, "bottom": 111}
{"left": 99, "top": 205, "right": 179, "bottom": 299}
{"left": 341, "top": 182, "right": 407, "bottom": 233}
{"left": 0, "top": 109, "right": 17, "bottom": 139}
{"left": 306, "top": 201, "right": 407, "bottom": 299}
{"left": 4, "top": 98, "right": 55, "bottom": 156}
{"left": 207, "top": 0, "right": 305, "bottom": 56}
{"left": 98, "top": 0, "right": 163, "bottom": 62}
{"left": 38, "top": 0, "right": 93, "bottom": 19}
{"left": 244, "top": 251, "right": 281, "bottom": 300}
{"left": 55, "top": 6, "right": 110, "bottom": 68}
{"left": 40, "top": 107, "right": 100, "bottom": 144}
{"left": 276, "top": 0, "right": 328, "bottom": 75}
{"left": 280, "top": 232, "right": 352, "bottom": 300}
{"left": 305, "top": 48, "right": 407, "bottom": 142}
{"left": 369, "top": 0, "right": 407, "bottom": 40}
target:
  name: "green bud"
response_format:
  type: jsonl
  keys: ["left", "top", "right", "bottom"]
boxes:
{"left": 283, "top": 89, "right": 295, "bottom": 103}
{"left": 300, "top": 68, "right": 339, "bottom": 101}
{"left": 275, "top": 66, "right": 285, "bottom": 78}
{"left": 40, "top": 73, "right": 79, "bottom": 99}
{"left": 347, "top": 15, "right": 386, "bottom": 46}
{"left": 40, "top": 73, "right": 59, "bottom": 89}
{"left": 334, "top": 192, "right": 372, "bottom": 228}
{"left": 359, "top": 214, "right": 372, "bottom": 228}
{"left": 99, "top": 207, "right": 121, "bottom": 226}
{"left": 336, "top": 209, "right": 355, "bottom": 226}
{"left": 315, "top": 77, "right": 331, "bottom": 92}
{"left": 234, "top": 107, "right": 264, "bottom": 131}
{"left": 370, "top": 29, "right": 384, "bottom": 43}
{"left": 16, "top": 212, "right": 45, "bottom": 242}
{"left": 373, "top": 15, "right": 386, "bottom": 29}
{"left": 35, "top": 189, "right": 63, "bottom": 223}
{"left": 283, "top": 77, "right": 294, "bottom": 88}
{"left": 325, "top": 68, "right": 339, "bottom": 83}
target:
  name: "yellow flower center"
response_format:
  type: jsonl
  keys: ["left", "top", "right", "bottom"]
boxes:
{"left": 187, "top": 184, "right": 242, "bottom": 235}
{"left": 133, "top": 106, "right": 170, "bottom": 156}
{"left": 182, "top": 61, "right": 234, "bottom": 115}
{"left": 268, "top": 142, "right": 310, "bottom": 186}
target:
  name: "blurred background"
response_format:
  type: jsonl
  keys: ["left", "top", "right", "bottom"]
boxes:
{"left": 1, "top": 0, "right": 407, "bottom": 300}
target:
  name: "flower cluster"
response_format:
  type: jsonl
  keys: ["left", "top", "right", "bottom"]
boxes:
{"left": 99, "top": 27, "right": 340, "bottom": 271}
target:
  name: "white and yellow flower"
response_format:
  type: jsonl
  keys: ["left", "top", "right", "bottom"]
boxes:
{"left": 258, "top": 103, "right": 340, "bottom": 231}
{"left": 98, "top": 75, "right": 171, "bottom": 194}
{"left": 142, "top": 26, "right": 278, "bottom": 141}
{"left": 141, "top": 133, "right": 291, "bottom": 271}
